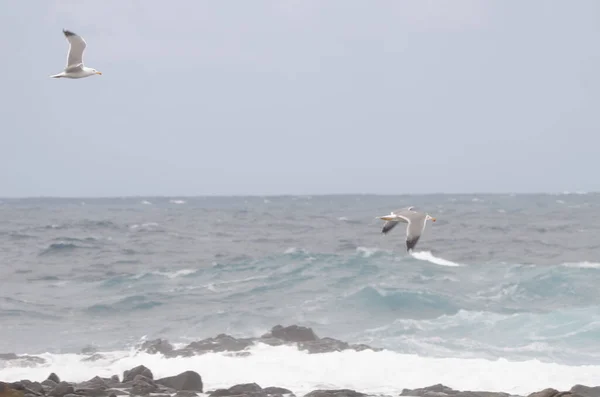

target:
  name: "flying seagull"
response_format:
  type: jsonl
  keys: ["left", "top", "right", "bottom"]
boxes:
{"left": 376, "top": 206, "right": 436, "bottom": 252}
{"left": 50, "top": 29, "right": 102, "bottom": 79}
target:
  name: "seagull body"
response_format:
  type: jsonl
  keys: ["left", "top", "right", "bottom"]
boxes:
{"left": 50, "top": 30, "right": 102, "bottom": 79}
{"left": 377, "top": 206, "right": 436, "bottom": 252}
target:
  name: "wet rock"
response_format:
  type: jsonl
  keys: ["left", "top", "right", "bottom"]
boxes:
{"left": 303, "top": 390, "right": 366, "bottom": 397}
{"left": 105, "top": 390, "right": 128, "bottom": 396}
{"left": 123, "top": 365, "right": 153, "bottom": 383}
{"left": 0, "top": 382, "right": 24, "bottom": 397}
{"left": 263, "top": 387, "right": 294, "bottom": 396}
{"left": 155, "top": 371, "right": 203, "bottom": 392}
{"left": 41, "top": 380, "right": 58, "bottom": 393}
{"left": 74, "top": 376, "right": 111, "bottom": 397}
{"left": 298, "top": 337, "right": 349, "bottom": 354}
{"left": 48, "top": 382, "right": 74, "bottom": 397}
{"left": 129, "top": 375, "right": 159, "bottom": 396}
{"left": 140, "top": 339, "right": 174, "bottom": 355}
{"left": 401, "top": 384, "right": 511, "bottom": 397}
{"left": 174, "top": 392, "right": 199, "bottom": 397}
{"left": 184, "top": 334, "right": 254, "bottom": 354}
{"left": 48, "top": 374, "right": 61, "bottom": 384}
{"left": 0, "top": 354, "right": 45, "bottom": 367}
{"left": 268, "top": 325, "right": 318, "bottom": 342}
{"left": 570, "top": 386, "right": 600, "bottom": 397}
{"left": 13, "top": 381, "right": 43, "bottom": 396}
{"left": 210, "top": 383, "right": 263, "bottom": 396}
{"left": 528, "top": 389, "right": 579, "bottom": 397}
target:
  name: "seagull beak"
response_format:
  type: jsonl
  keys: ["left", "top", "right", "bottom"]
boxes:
{"left": 431, "top": 217, "right": 437, "bottom": 222}
{"left": 96, "top": 71, "right": 102, "bottom": 75}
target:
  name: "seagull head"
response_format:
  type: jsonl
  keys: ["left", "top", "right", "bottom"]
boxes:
{"left": 426, "top": 214, "right": 437, "bottom": 222}
{"left": 91, "top": 69, "right": 102, "bottom": 75}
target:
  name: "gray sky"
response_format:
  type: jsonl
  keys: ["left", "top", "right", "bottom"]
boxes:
{"left": 1, "top": 0, "right": 599, "bottom": 197}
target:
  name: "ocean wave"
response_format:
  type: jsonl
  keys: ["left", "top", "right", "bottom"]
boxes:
{"left": 410, "top": 251, "right": 464, "bottom": 267}
{"left": 1, "top": 344, "right": 600, "bottom": 396}
{"left": 85, "top": 295, "right": 164, "bottom": 314}
{"left": 38, "top": 243, "right": 88, "bottom": 255}
{"left": 561, "top": 261, "right": 600, "bottom": 269}
{"left": 340, "top": 286, "right": 459, "bottom": 318}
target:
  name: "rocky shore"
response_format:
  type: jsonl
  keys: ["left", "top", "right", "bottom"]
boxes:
{"left": 2, "top": 325, "right": 600, "bottom": 397}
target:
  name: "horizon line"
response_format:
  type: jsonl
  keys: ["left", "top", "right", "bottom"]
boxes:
{"left": 0, "top": 191, "right": 596, "bottom": 200}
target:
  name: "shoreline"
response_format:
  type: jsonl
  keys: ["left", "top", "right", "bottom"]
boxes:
{"left": 2, "top": 325, "right": 600, "bottom": 397}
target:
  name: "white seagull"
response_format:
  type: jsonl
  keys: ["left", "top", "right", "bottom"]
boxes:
{"left": 50, "top": 29, "right": 102, "bottom": 79}
{"left": 376, "top": 206, "right": 436, "bottom": 252}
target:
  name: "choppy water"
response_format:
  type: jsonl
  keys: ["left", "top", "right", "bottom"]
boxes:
{"left": 1, "top": 194, "right": 600, "bottom": 395}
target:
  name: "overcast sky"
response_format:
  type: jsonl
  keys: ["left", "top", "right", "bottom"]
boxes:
{"left": 1, "top": 0, "right": 599, "bottom": 197}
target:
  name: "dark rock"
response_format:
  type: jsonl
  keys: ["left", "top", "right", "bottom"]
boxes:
{"left": 0, "top": 382, "right": 24, "bottom": 397}
{"left": 210, "top": 383, "right": 263, "bottom": 396}
{"left": 140, "top": 339, "right": 174, "bottom": 355}
{"left": 263, "top": 387, "right": 294, "bottom": 396}
{"left": 155, "top": 371, "right": 203, "bottom": 392}
{"left": 174, "top": 391, "right": 199, "bottom": 397}
{"left": 269, "top": 325, "right": 318, "bottom": 342}
{"left": 48, "top": 374, "right": 61, "bottom": 384}
{"left": 400, "top": 384, "right": 511, "bottom": 397}
{"left": 123, "top": 365, "right": 153, "bottom": 383}
{"left": 298, "top": 337, "right": 349, "bottom": 354}
{"left": 527, "top": 390, "right": 579, "bottom": 397}
{"left": 41, "top": 380, "right": 58, "bottom": 393}
{"left": 0, "top": 354, "right": 46, "bottom": 366}
{"left": 75, "top": 376, "right": 108, "bottom": 390}
{"left": 14, "top": 381, "right": 43, "bottom": 396}
{"left": 303, "top": 390, "right": 366, "bottom": 397}
{"left": 528, "top": 389, "right": 561, "bottom": 397}
{"left": 129, "top": 375, "right": 159, "bottom": 396}
{"left": 48, "top": 382, "right": 74, "bottom": 397}
{"left": 570, "top": 386, "right": 600, "bottom": 397}
{"left": 105, "top": 390, "right": 128, "bottom": 396}
{"left": 184, "top": 334, "right": 254, "bottom": 354}
{"left": 109, "top": 376, "right": 119, "bottom": 386}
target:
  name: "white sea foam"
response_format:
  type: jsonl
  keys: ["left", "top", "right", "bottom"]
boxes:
{"left": 562, "top": 262, "right": 600, "bottom": 269}
{"left": 410, "top": 251, "right": 463, "bottom": 267}
{"left": 169, "top": 200, "right": 186, "bottom": 204}
{"left": 1, "top": 345, "right": 600, "bottom": 396}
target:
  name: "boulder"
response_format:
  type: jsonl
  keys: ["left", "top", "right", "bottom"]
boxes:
{"left": 47, "top": 374, "right": 61, "bottom": 384}
{"left": 140, "top": 339, "right": 174, "bottom": 355}
{"left": 123, "top": 365, "right": 153, "bottom": 383}
{"left": 129, "top": 375, "right": 159, "bottom": 396}
{"left": 268, "top": 325, "right": 318, "bottom": 342}
{"left": 155, "top": 371, "right": 203, "bottom": 392}
{"left": 0, "top": 382, "right": 24, "bottom": 397}
{"left": 48, "top": 382, "right": 74, "bottom": 397}
{"left": 210, "top": 383, "right": 263, "bottom": 396}
{"left": 303, "top": 390, "right": 366, "bottom": 397}
{"left": 570, "top": 386, "right": 600, "bottom": 397}
{"left": 400, "top": 384, "right": 511, "bottom": 397}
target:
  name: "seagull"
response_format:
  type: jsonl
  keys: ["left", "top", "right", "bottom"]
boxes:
{"left": 376, "top": 206, "right": 436, "bottom": 252}
{"left": 50, "top": 29, "right": 102, "bottom": 79}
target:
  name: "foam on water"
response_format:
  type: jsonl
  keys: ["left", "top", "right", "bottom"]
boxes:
{"left": 2, "top": 345, "right": 600, "bottom": 396}
{"left": 562, "top": 262, "right": 600, "bottom": 269}
{"left": 410, "top": 251, "right": 463, "bottom": 267}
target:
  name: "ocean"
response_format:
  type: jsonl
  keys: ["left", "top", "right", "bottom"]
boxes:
{"left": 1, "top": 193, "right": 600, "bottom": 396}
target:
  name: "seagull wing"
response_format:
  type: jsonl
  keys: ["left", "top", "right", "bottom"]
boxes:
{"left": 63, "top": 29, "right": 87, "bottom": 68}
